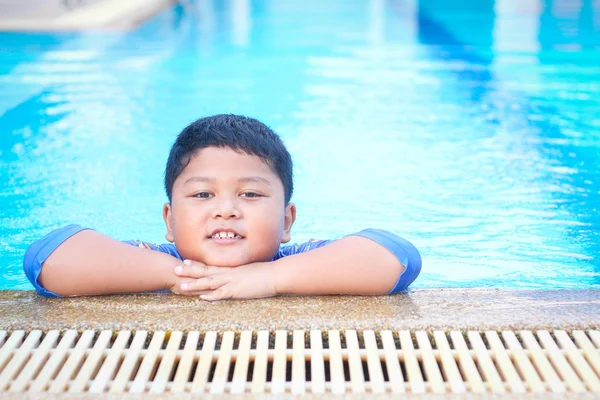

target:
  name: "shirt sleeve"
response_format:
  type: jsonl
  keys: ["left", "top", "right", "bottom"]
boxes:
{"left": 23, "top": 224, "right": 89, "bottom": 298}
{"left": 275, "top": 228, "right": 421, "bottom": 294}
{"left": 23, "top": 225, "right": 182, "bottom": 298}
{"left": 349, "top": 229, "right": 422, "bottom": 294}
{"left": 273, "top": 238, "right": 334, "bottom": 259}
{"left": 121, "top": 240, "right": 182, "bottom": 260}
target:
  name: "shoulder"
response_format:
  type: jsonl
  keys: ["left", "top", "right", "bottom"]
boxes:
{"left": 273, "top": 238, "right": 334, "bottom": 259}
{"left": 348, "top": 229, "right": 419, "bottom": 254}
{"left": 348, "top": 229, "right": 422, "bottom": 293}
{"left": 23, "top": 224, "right": 90, "bottom": 297}
{"left": 122, "top": 240, "right": 183, "bottom": 260}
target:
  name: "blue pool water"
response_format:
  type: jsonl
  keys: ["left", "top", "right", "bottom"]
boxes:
{"left": 1, "top": 0, "right": 599, "bottom": 290}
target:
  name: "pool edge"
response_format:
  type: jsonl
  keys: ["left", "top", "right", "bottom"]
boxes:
{"left": 1, "top": 288, "right": 597, "bottom": 331}
{"left": 0, "top": 0, "right": 175, "bottom": 33}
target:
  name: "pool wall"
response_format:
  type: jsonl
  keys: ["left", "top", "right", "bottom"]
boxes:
{"left": 1, "top": 289, "right": 597, "bottom": 331}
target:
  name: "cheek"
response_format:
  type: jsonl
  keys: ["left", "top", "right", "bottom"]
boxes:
{"left": 171, "top": 210, "right": 205, "bottom": 242}
{"left": 252, "top": 217, "right": 285, "bottom": 250}
{"left": 250, "top": 208, "right": 284, "bottom": 233}
{"left": 173, "top": 204, "right": 206, "bottom": 226}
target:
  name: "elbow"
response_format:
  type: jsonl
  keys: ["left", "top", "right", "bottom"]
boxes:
{"left": 37, "top": 262, "right": 70, "bottom": 297}
{"left": 378, "top": 260, "right": 406, "bottom": 295}
{"left": 361, "top": 258, "right": 405, "bottom": 296}
{"left": 23, "top": 225, "right": 87, "bottom": 298}
{"left": 349, "top": 229, "right": 421, "bottom": 294}
{"left": 23, "top": 242, "right": 64, "bottom": 298}
{"left": 387, "top": 250, "right": 422, "bottom": 295}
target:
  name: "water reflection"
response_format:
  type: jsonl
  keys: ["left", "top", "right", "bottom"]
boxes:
{"left": 0, "top": 0, "right": 598, "bottom": 289}
{"left": 417, "top": 0, "right": 600, "bottom": 285}
{"left": 540, "top": 0, "right": 600, "bottom": 51}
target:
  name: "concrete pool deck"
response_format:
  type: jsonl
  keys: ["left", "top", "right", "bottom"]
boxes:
{"left": 0, "top": 0, "right": 174, "bottom": 32}
{"left": 1, "top": 288, "right": 598, "bottom": 332}
{"left": 1, "top": 289, "right": 598, "bottom": 396}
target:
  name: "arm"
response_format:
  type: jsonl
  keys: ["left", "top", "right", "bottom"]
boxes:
{"left": 173, "top": 229, "right": 421, "bottom": 300}
{"left": 24, "top": 226, "right": 181, "bottom": 297}
{"left": 274, "top": 235, "right": 403, "bottom": 295}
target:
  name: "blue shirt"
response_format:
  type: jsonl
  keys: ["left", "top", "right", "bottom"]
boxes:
{"left": 23, "top": 225, "right": 422, "bottom": 298}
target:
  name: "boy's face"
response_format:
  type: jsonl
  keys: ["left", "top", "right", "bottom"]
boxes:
{"left": 163, "top": 146, "right": 296, "bottom": 267}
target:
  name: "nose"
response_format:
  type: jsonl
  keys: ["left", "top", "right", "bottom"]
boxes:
{"left": 212, "top": 196, "right": 241, "bottom": 219}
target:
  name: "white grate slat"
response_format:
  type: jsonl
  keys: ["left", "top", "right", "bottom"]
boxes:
{"left": 309, "top": 330, "right": 325, "bottom": 393}
{"left": 129, "top": 330, "right": 165, "bottom": 393}
{"left": 328, "top": 329, "right": 345, "bottom": 394}
{"left": 399, "top": 330, "right": 425, "bottom": 393}
{"left": 150, "top": 331, "right": 182, "bottom": 393}
{"left": 554, "top": 330, "right": 600, "bottom": 392}
{"left": 450, "top": 330, "right": 485, "bottom": 393}
{"left": 363, "top": 330, "right": 385, "bottom": 394}
{"left": 485, "top": 331, "right": 526, "bottom": 393}
{"left": 0, "top": 330, "right": 41, "bottom": 390}
{"left": 501, "top": 330, "right": 544, "bottom": 392}
{"left": 416, "top": 330, "right": 445, "bottom": 393}
{"left": 433, "top": 331, "right": 466, "bottom": 393}
{"left": 109, "top": 330, "right": 147, "bottom": 393}
{"left": 345, "top": 330, "right": 365, "bottom": 393}
{"left": 9, "top": 330, "right": 59, "bottom": 392}
{"left": 538, "top": 330, "right": 586, "bottom": 392}
{"left": 230, "top": 330, "right": 251, "bottom": 394}
{"left": 28, "top": 330, "right": 78, "bottom": 393}
{"left": 291, "top": 330, "right": 306, "bottom": 394}
{"left": 48, "top": 330, "right": 95, "bottom": 393}
{"left": 171, "top": 331, "right": 199, "bottom": 393}
{"left": 89, "top": 330, "right": 131, "bottom": 393}
{"left": 250, "top": 330, "right": 268, "bottom": 393}
{"left": 210, "top": 331, "right": 234, "bottom": 394}
{"left": 68, "top": 330, "right": 112, "bottom": 393}
{"left": 381, "top": 330, "right": 405, "bottom": 393}
{"left": 573, "top": 331, "right": 600, "bottom": 378}
{"left": 190, "top": 330, "right": 216, "bottom": 393}
{"left": 0, "top": 329, "right": 598, "bottom": 394}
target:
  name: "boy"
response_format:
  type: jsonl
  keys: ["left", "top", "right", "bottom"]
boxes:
{"left": 23, "top": 114, "right": 421, "bottom": 300}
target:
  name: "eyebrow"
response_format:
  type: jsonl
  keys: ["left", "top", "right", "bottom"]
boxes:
{"left": 184, "top": 176, "right": 272, "bottom": 185}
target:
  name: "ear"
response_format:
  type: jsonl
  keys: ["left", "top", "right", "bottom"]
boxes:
{"left": 163, "top": 203, "right": 175, "bottom": 243}
{"left": 281, "top": 202, "right": 297, "bottom": 243}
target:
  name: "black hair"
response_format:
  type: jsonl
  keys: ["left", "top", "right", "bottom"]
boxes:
{"left": 164, "top": 114, "right": 293, "bottom": 204}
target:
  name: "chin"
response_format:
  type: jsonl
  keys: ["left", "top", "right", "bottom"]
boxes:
{"left": 204, "top": 257, "right": 249, "bottom": 268}
{"left": 205, "top": 253, "right": 273, "bottom": 267}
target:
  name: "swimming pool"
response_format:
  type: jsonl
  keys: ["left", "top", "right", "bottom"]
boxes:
{"left": 1, "top": 0, "right": 599, "bottom": 290}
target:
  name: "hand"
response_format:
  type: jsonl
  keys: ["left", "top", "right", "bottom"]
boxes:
{"left": 172, "top": 259, "right": 277, "bottom": 301}
{"left": 170, "top": 260, "right": 222, "bottom": 296}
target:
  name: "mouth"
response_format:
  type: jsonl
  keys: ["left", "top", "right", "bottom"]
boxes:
{"left": 208, "top": 229, "right": 244, "bottom": 240}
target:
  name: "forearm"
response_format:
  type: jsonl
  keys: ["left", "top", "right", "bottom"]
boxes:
{"left": 39, "top": 230, "right": 180, "bottom": 296}
{"left": 273, "top": 236, "right": 404, "bottom": 295}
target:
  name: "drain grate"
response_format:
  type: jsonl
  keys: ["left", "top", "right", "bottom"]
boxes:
{"left": 0, "top": 329, "right": 598, "bottom": 394}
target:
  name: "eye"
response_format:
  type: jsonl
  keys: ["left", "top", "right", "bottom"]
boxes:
{"left": 240, "top": 192, "right": 262, "bottom": 198}
{"left": 193, "top": 192, "right": 213, "bottom": 199}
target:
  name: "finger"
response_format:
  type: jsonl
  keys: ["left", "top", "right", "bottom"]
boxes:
{"left": 170, "top": 277, "right": 194, "bottom": 295}
{"left": 174, "top": 260, "right": 211, "bottom": 278}
{"left": 175, "top": 290, "right": 213, "bottom": 297}
{"left": 200, "top": 287, "right": 232, "bottom": 302}
{"left": 180, "top": 276, "right": 225, "bottom": 292}
{"left": 175, "top": 263, "right": 232, "bottom": 278}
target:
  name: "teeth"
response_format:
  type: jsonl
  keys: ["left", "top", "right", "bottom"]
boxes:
{"left": 212, "top": 231, "right": 240, "bottom": 239}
